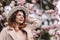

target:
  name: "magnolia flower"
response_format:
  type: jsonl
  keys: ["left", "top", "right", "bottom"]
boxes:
{"left": 41, "top": 25, "right": 50, "bottom": 30}
{"left": 53, "top": 1, "right": 57, "bottom": 6}
{"left": 33, "top": 30, "right": 41, "bottom": 37}
{"left": 50, "top": 24, "right": 57, "bottom": 29}
{"left": 45, "top": 10, "right": 51, "bottom": 14}
{"left": 4, "top": 22, "right": 8, "bottom": 26}
{"left": 17, "top": 0, "right": 25, "bottom": 5}
{"left": 33, "top": 30, "right": 38, "bottom": 37}
{"left": 45, "top": 9, "right": 54, "bottom": 14}
{"left": 48, "top": 29, "right": 56, "bottom": 35}
{"left": 56, "top": 30, "right": 60, "bottom": 35}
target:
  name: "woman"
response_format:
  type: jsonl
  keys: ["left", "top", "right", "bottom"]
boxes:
{"left": 0, "top": 6, "right": 34, "bottom": 40}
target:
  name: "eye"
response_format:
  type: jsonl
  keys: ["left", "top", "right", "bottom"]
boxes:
{"left": 18, "top": 14, "right": 21, "bottom": 16}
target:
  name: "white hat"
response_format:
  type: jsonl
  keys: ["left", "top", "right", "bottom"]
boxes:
{"left": 6, "top": 6, "right": 28, "bottom": 21}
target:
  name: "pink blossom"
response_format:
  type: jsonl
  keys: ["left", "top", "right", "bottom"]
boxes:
{"left": 41, "top": 25, "right": 50, "bottom": 30}
{"left": 56, "top": 30, "right": 60, "bottom": 35}
{"left": 50, "top": 24, "right": 57, "bottom": 29}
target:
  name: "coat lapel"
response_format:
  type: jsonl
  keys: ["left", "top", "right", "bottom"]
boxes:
{"left": 7, "top": 28, "right": 17, "bottom": 40}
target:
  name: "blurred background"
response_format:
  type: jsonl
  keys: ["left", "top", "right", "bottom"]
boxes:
{"left": 0, "top": 0, "right": 60, "bottom": 40}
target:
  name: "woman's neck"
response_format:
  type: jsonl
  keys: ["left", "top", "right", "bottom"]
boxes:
{"left": 15, "top": 23, "right": 21, "bottom": 31}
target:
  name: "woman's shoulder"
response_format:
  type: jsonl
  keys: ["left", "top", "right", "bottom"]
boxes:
{"left": 0, "top": 27, "right": 8, "bottom": 36}
{"left": 2, "top": 27, "right": 8, "bottom": 30}
{"left": 0, "top": 27, "right": 9, "bottom": 32}
{"left": 1, "top": 26, "right": 13, "bottom": 32}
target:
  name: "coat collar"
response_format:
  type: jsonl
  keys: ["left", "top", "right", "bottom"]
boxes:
{"left": 6, "top": 27, "right": 17, "bottom": 40}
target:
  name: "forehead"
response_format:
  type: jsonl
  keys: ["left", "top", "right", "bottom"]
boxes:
{"left": 17, "top": 11, "right": 24, "bottom": 15}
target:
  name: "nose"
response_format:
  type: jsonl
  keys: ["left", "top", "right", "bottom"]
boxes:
{"left": 21, "top": 16, "right": 24, "bottom": 19}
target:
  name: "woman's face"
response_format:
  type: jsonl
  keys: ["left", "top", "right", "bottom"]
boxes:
{"left": 16, "top": 11, "right": 24, "bottom": 24}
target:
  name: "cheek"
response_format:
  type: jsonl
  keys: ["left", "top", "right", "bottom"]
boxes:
{"left": 16, "top": 16, "right": 20, "bottom": 21}
{"left": 16, "top": 16, "right": 25, "bottom": 22}
{"left": 23, "top": 17, "right": 24, "bottom": 20}
{"left": 16, "top": 16, "right": 19, "bottom": 19}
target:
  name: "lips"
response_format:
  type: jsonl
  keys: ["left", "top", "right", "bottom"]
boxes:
{"left": 19, "top": 19, "right": 23, "bottom": 21}
{"left": 19, "top": 19, "right": 24, "bottom": 21}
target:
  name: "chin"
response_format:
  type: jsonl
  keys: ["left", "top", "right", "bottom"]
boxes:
{"left": 19, "top": 22, "right": 23, "bottom": 24}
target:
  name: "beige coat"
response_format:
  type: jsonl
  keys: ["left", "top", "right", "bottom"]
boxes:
{"left": 0, "top": 27, "right": 34, "bottom": 40}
